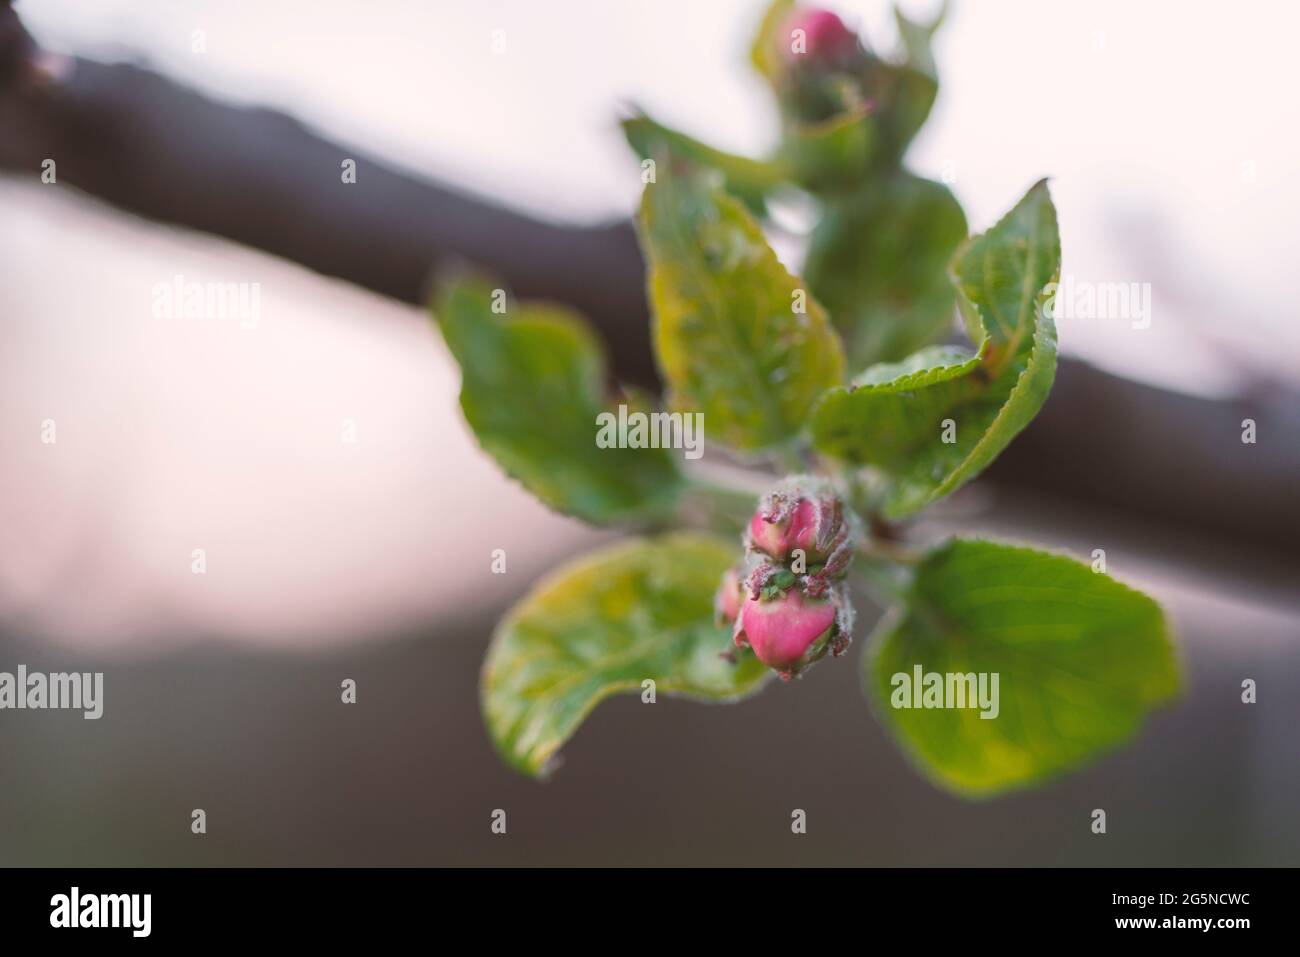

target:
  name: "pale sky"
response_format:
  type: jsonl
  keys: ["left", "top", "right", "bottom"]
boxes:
{"left": 18, "top": 0, "right": 1300, "bottom": 396}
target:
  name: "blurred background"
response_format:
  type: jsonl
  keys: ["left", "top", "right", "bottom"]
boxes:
{"left": 0, "top": 0, "right": 1297, "bottom": 866}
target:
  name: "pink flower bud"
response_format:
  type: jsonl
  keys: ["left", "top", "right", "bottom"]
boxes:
{"left": 714, "top": 566, "right": 743, "bottom": 626}
{"left": 747, "top": 497, "right": 815, "bottom": 559}
{"left": 746, "top": 479, "right": 852, "bottom": 569}
{"left": 780, "top": 8, "right": 860, "bottom": 67}
{"left": 734, "top": 587, "right": 845, "bottom": 679}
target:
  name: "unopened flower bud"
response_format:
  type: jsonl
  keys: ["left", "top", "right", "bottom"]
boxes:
{"left": 714, "top": 565, "right": 744, "bottom": 626}
{"left": 780, "top": 8, "right": 861, "bottom": 69}
{"left": 733, "top": 585, "right": 852, "bottom": 680}
{"left": 746, "top": 478, "right": 853, "bottom": 572}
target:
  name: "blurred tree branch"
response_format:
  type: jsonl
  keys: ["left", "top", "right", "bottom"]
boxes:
{"left": 1, "top": 14, "right": 1296, "bottom": 561}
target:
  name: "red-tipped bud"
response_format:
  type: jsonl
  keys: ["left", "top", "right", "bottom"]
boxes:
{"left": 780, "top": 8, "right": 861, "bottom": 67}
{"left": 746, "top": 478, "right": 853, "bottom": 571}
{"left": 714, "top": 566, "right": 744, "bottom": 626}
{"left": 748, "top": 497, "right": 817, "bottom": 560}
{"left": 734, "top": 587, "right": 849, "bottom": 679}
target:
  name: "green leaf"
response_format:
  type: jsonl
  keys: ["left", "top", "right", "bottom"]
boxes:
{"left": 867, "top": 538, "right": 1180, "bottom": 797}
{"left": 810, "top": 180, "right": 1060, "bottom": 518}
{"left": 482, "top": 533, "right": 770, "bottom": 777}
{"left": 810, "top": 345, "right": 981, "bottom": 477}
{"left": 778, "top": 105, "right": 879, "bottom": 194}
{"left": 637, "top": 166, "right": 846, "bottom": 453}
{"left": 434, "top": 276, "right": 684, "bottom": 525}
{"left": 749, "top": 0, "right": 797, "bottom": 83}
{"left": 951, "top": 178, "right": 1060, "bottom": 361}
{"left": 867, "top": 60, "right": 938, "bottom": 167}
{"left": 621, "top": 111, "right": 786, "bottom": 216}
{"left": 875, "top": 1, "right": 953, "bottom": 164}
{"left": 854, "top": 344, "right": 980, "bottom": 388}
{"left": 893, "top": 0, "right": 947, "bottom": 79}
{"left": 804, "top": 173, "right": 967, "bottom": 367}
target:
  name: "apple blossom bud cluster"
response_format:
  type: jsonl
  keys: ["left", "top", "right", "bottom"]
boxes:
{"left": 772, "top": 6, "right": 870, "bottom": 125}
{"left": 716, "top": 477, "right": 856, "bottom": 681}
